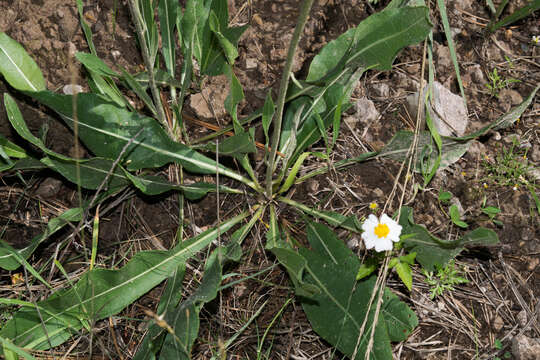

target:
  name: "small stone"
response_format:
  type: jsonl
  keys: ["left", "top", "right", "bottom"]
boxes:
{"left": 436, "top": 44, "right": 452, "bottom": 69}
{"left": 511, "top": 335, "right": 540, "bottom": 360}
{"left": 407, "top": 81, "right": 468, "bottom": 136}
{"left": 343, "top": 115, "right": 358, "bottom": 127}
{"left": 517, "top": 310, "right": 528, "bottom": 327}
{"left": 454, "top": 0, "right": 473, "bottom": 11}
{"left": 373, "top": 188, "right": 384, "bottom": 198}
{"left": 347, "top": 237, "right": 360, "bottom": 250}
{"left": 189, "top": 93, "right": 212, "bottom": 119}
{"left": 467, "top": 140, "right": 486, "bottom": 159}
{"left": 527, "top": 257, "right": 539, "bottom": 271}
{"left": 493, "top": 315, "right": 504, "bottom": 331}
{"left": 63, "top": 84, "right": 83, "bottom": 95}
{"left": 469, "top": 64, "right": 485, "bottom": 83}
{"left": 531, "top": 145, "right": 540, "bottom": 163}
{"left": 245, "top": 58, "right": 257, "bottom": 69}
{"left": 67, "top": 42, "right": 77, "bottom": 57}
{"left": 188, "top": 75, "right": 229, "bottom": 119}
{"left": 354, "top": 97, "right": 379, "bottom": 125}
{"left": 529, "top": 168, "right": 540, "bottom": 181}
{"left": 34, "top": 178, "right": 63, "bottom": 198}
{"left": 503, "top": 134, "right": 520, "bottom": 144}
{"left": 370, "top": 82, "right": 390, "bottom": 98}
{"left": 499, "top": 89, "right": 523, "bottom": 106}
{"left": 307, "top": 179, "right": 319, "bottom": 192}
{"left": 437, "top": 301, "right": 445, "bottom": 311}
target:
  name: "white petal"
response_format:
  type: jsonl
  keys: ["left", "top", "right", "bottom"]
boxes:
{"left": 361, "top": 232, "right": 377, "bottom": 249}
{"left": 374, "top": 238, "right": 393, "bottom": 252}
{"left": 387, "top": 223, "right": 402, "bottom": 242}
{"left": 381, "top": 214, "right": 402, "bottom": 242}
{"left": 362, "top": 214, "right": 379, "bottom": 232}
{"left": 380, "top": 213, "right": 395, "bottom": 226}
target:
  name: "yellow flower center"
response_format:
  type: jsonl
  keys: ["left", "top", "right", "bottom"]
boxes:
{"left": 374, "top": 223, "right": 390, "bottom": 239}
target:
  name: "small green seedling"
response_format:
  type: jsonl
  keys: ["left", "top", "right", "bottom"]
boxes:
{"left": 481, "top": 206, "right": 503, "bottom": 226}
{"left": 422, "top": 260, "right": 469, "bottom": 299}
{"left": 485, "top": 68, "right": 520, "bottom": 98}
{"left": 388, "top": 252, "right": 417, "bottom": 291}
{"left": 482, "top": 139, "right": 533, "bottom": 189}
{"left": 493, "top": 338, "right": 512, "bottom": 360}
{"left": 438, "top": 190, "right": 452, "bottom": 202}
{"left": 438, "top": 190, "right": 468, "bottom": 228}
{"left": 449, "top": 204, "right": 468, "bottom": 228}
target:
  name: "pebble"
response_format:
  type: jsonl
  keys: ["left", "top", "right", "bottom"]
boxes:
{"left": 467, "top": 140, "right": 486, "bottom": 159}
{"left": 370, "top": 82, "right": 390, "bottom": 98}
{"left": 517, "top": 310, "right": 528, "bottom": 328}
{"left": 493, "top": 315, "right": 504, "bottom": 331}
{"left": 354, "top": 97, "right": 379, "bottom": 125}
{"left": 511, "top": 335, "right": 540, "bottom": 360}
{"left": 245, "top": 58, "right": 257, "bottom": 69}
{"left": 469, "top": 64, "right": 485, "bottom": 83}
{"left": 63, "top": 84, "right": 83, "bottom": 95}
{"left": 527, "top": 257, "right": 539, "bottom": 271}
{"left": 407, "top": 81, "right": 468, "bottom": 136}
{"left": 530, "top": 144, "right": 540, "bottom": 162}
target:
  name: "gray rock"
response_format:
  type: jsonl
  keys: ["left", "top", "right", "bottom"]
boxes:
{"left": 499, "top": 89, "right": 524, "bottom": 112}
{"left": 529, "top": 168, "right": 540, "bottom": 181}
{"left": 467, "top": 140, "right": 486, "bottom": 159}
{"left": 511, "top": 335, "right": 540, "bottom": 360}
{"left": 454, "top": 0, "right": 474, "bottom": 11}
{"left": 62, "top": 84, "right": 83, "bottom": 95}
{"left": 34, "top": 178, "right": 63, "bottom": 198}
{"left": 354, "top": 97, "right": 379, "bottom": 125}
{"left": 188, "top": 75, "right": 229, "bottom": 119}
{"left": 370, "top": 82, "right": 390, "bottom": 98}
{"left": 469, "top": 64, "right": 485, "bottom": 83}
{"left": 517, "top": 310, "right": 528, "bottom": 328}
{"left": 245, "top": 58, "right": 257, "bottom": 69}
{"left": 436, "top": 44, "right": 452, "bottom": 69}
{"left": 406, "top": 81, "right": 468, "bottom": 136}
{"left": 530, "top": 144, "right": 540, "bottom": 163}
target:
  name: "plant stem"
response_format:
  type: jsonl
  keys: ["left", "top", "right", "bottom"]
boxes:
{"left": 127, "top": 0, "right": 168, "bottom": 130}
{"left": 264, "top": 0, "right": 315, "bottom": 198}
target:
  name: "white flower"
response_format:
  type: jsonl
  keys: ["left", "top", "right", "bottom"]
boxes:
{"left": 532, "top": 35, "right": 539, "bottom": 45}
{"left": 361, "top": 214, "right": 402, "bottom": 252}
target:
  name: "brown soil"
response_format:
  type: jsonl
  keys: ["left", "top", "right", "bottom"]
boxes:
{"left": 0, "top": 0, "right": 539, "bottom": 359}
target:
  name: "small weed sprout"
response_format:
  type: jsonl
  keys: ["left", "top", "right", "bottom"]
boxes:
{"left": 482, "top": 139, "right": 534, "bottom": 189}
{"left": 422, "top": 260, "right": 469, "bottom": 299}
{"left": 485, "top": 68, "right": 520, "bottom": 97}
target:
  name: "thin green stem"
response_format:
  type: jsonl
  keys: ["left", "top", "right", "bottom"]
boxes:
{"left": 264, "top": 0, "right": 315, "bottom": 198}
{"left": 127, "top": 0, "right": 168, "bottom": 130}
